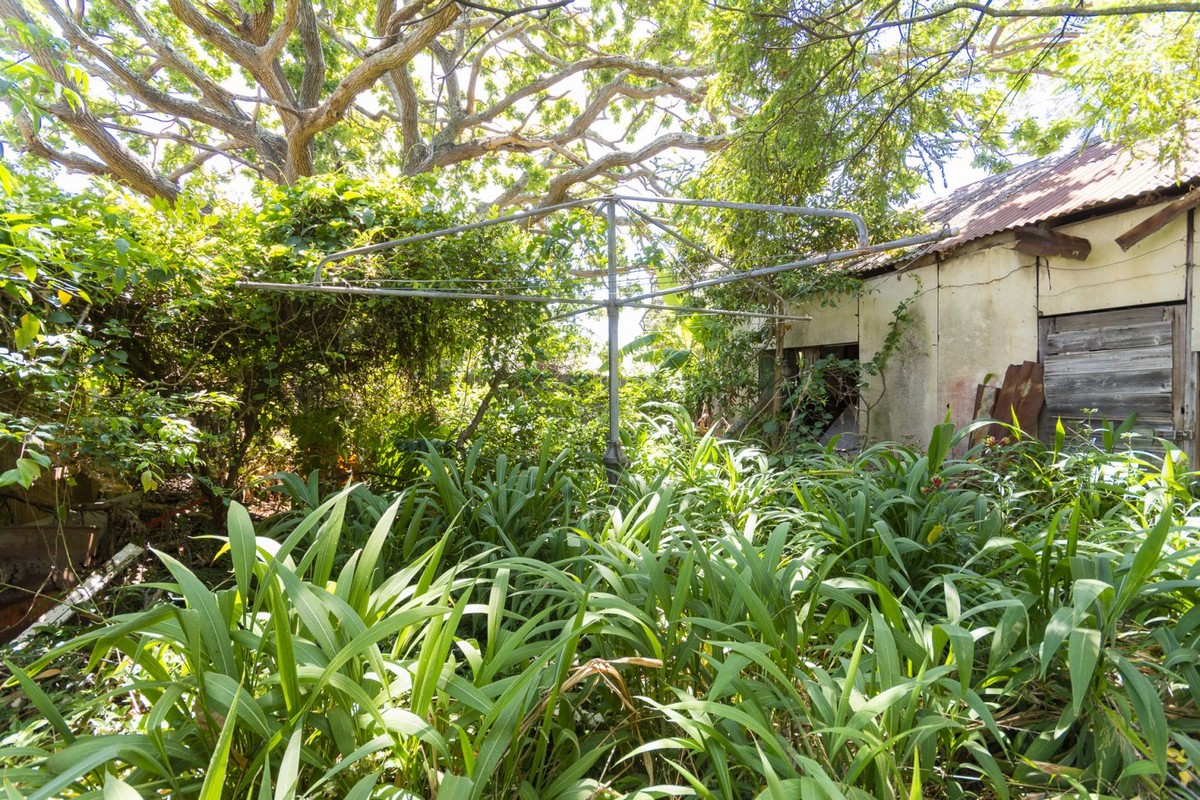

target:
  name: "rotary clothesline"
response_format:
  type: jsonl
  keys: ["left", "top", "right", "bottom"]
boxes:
{"left": 237, "top": 194, "right": 952, "bottom": 481}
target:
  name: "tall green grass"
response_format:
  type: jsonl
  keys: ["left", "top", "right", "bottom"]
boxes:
{"left": 3, "top": 410, "right": 1199, "bottom": 798}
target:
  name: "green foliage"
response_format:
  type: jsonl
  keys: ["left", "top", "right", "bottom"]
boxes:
{"left": 180, "top": 174, "right": 565, "bottom": 485}
{"left": 701, "top": 2, "right": 1200, "bottom": 234}
{"left": 0, "top": 170, "right": 572, "bottom": 495}
{"left": 0, "top": 174, "right": 234, "bottom": 491}
{"left": 2, "top": 491, "right": 468, "bottom": 798}
{"left": 0, "top": 0, "right": 723, "bottom": 206}
{"left": 776, "top": 351, "right": 857, "bottom": 441}
{"left": 622, "top": 283, "right": 914, "bottom": 450}
{"left": 362, "top": 324, "right": 617, "bottom": 482}
{"left": 5, "top": 414, "right": 1200, "bottom": 798}
{"left": 673, "top": 318, "right": 768, "bottom": 426}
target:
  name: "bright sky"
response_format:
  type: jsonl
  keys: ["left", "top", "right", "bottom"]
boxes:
{"left": 914, "top": 153, "right": 990, "bottom": 205}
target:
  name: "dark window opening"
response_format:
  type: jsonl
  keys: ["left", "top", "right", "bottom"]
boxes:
{"left": 782, "top": 343, "right": 860, "bottom": 437}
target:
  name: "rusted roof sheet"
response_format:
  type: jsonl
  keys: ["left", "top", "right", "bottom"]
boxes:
{"left": 922, "top": 137, "right": 1200, "bottom": 253}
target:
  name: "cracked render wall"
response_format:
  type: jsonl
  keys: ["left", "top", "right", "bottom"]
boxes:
{"left": 784, "top": 203, "right": 1192, "bottom": 444}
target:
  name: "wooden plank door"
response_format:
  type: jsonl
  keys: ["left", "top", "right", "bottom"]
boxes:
{"left": 1040, "top": 304, "right": 1192, "bottom": 452}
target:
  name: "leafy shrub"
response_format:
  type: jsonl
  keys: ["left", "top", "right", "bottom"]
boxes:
{"left": 0, "top": 176, "right": 236, "bottom": 492}
{"left": 1, "top": 172, "right": 576, "bottom": 503}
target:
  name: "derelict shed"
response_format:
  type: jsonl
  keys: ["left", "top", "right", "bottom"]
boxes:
{"left": 785, "top": 137, "right": 1200, "bottom": 459}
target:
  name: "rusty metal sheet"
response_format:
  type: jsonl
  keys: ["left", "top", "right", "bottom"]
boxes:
{"left": 849, "top": 138, "right": 1200, "bottom": 276}
{"left": 0, "top": 525, "right": 97, "bottom": 597}
{"left": 922, "top": 138, "right": 1200, "bottom": 254}
{"left": 0, "top": 525, "right": 99, "bottom": 642}
{"left": 988, "top": 361, "right": 1045, "bottom": 440}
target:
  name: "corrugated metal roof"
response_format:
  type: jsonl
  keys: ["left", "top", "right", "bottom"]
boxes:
{"left": 920, "top": 137, "right": 1200, "bottom": 252}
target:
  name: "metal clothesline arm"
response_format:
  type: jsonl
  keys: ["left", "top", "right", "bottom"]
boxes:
{"left": 312, "top": 194, "right": 871, "bottom": 284}
{"left": 242, "top": 228, "right": 953, "bottom": 314}
{"left": 233, "top": 281, "right": 600, "bottom": 305}
{"left": 550, "top": 226, "right": 953, "bottom": 321}
{"left": 618, "top": 201, "right": 731, "bottom": 268}
{"left": 618, "top": 227, "right": 952, "bottom": 305}
{"left": 551, "top": 299, "right": 814, "bottom": 322}
{"left": 603, "top": 198, "right": 624, "bottom": 481}
{"left": 312, "top": 196, "right": 602, "bottom": 284}
{"left": 611, "top": 194, "right": 870, "bottom": 248}
{"left": 620, "top": 302, "right": 812, "bottom": 322}
{"left": 549, "top": 301, "right": 609, "bottom": 320}
{"left": 237, "top": 191, "right": 949, "bottom": 485}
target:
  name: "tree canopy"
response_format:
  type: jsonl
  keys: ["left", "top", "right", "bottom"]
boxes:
{"left": 703, "top": 0, "right": 1200, "bottom": 214}
{"left": 0, "top": 173, "right": 577, "bottom": 499}
{"left": 3, "top": 1, "right": 1197, "bottom": 213}
{"left": 0, "top": 0, "right": 724, "bottom": 205}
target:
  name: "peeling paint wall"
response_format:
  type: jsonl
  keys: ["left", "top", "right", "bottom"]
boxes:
{"left": 859, "top": 268, "right": 939, "bottom": 445}
{"left": 784, "top": 199, "right": 1193, "bottom": 444}
{"left": 936, "top": 246, "right": 1038, "bottom": 430}
{"left": 781, "top": 293, "right": 858, "bottom": 349}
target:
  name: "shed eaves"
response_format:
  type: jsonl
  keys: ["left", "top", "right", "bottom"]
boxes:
{"left": 921, "top": 137, "right": 1200, "bottom": 253}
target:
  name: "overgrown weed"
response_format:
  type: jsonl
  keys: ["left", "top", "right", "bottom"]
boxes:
{"left": 3, "top": 410, "right": 1198, "bottom": 798}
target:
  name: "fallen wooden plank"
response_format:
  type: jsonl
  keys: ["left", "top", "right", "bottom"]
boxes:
{"left": 1115, "top": 186, "right": 1200, "bottom": 252}
{"left": 76, "top": 491, "right": 143, "bottom": 511}
{"left": 12, "top": 542, "right": 143, "bottom": 644}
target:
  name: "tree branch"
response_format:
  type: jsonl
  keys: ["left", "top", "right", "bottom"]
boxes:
{"left": 4, "top": 0, "right": 730, "bottom": 201}
{"left": 784, "top": 1, "right": 1200, "bottom": 44}
{"left": 0, "top": 0, "right": 181, "bottom": 200}
{"left": 102, "top": 124, "right": 264, "bottom": 175}
{"left": 239, "top": 0, "right": 275, "bottom": 44}
{"left": 542, "top": 132, "right": 730, "bottom": 205}
{"left": 262, "top": 0, "right": 300, "bottom": 60}
{"left": 317, "top": 15, "right": 428, "bottom": 168}
{"left": 100, "top": 0, "right": 248, "bottom": 121}
{"left": 466, "top": 19, "right": 528, "bottom": 114}
{"left": 166, "top": 0, "right": 297, "bottom": 114}
{"left": 391, "top": 65, "right": 426, "bottom": 170}
{"left": 15, "top": 111, "right": 112, "bottom": 178}
{"left": 165, "top": 0, "right": 260, "bottom": 65}
{"left": 552, "top": 77, "right": 700, "bottom": 144}
{"left": 37, "top": 0, "right": 252, "bottom": 136}
{"left": 296, "top": 0, "right": 325, "bottom": 108}
{"left": 457, "top": 0, "right": 571, "bottom": 19}
{"left": 461, "top": 55, "right": 711, "bottom": 130}
{"left": 381, "top": 0, "right": 436, "bottom": 34}
{"left": 34, "top": 9, "right": 290, "bottom": 182}
{"left": 454, "top": 369, "right": 506, "bottom": 450}
{"left": 293, "top": 1, "right": 459, "bottom": 146}
{"left": 428, "top": 131, "right": 559, "bottom": 166}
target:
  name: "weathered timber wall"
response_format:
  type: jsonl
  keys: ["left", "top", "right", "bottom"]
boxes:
{"left": 1041, "top": 305, "right": 1178, "bottom": 429}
